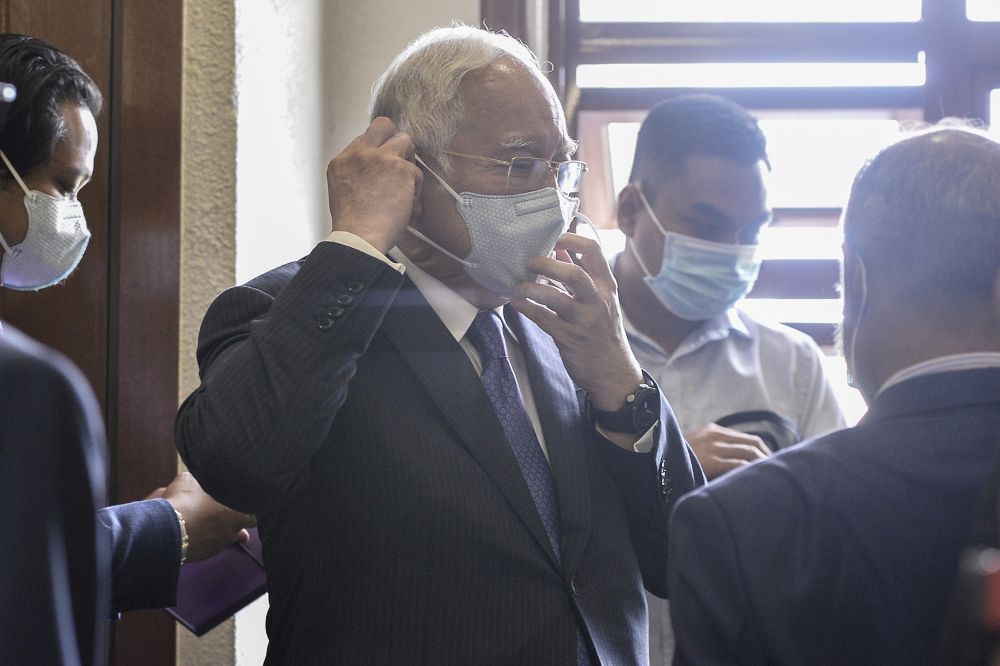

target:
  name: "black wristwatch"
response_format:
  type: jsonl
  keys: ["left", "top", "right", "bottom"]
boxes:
{"left": 587, "top": 372, "right": 661, "bottom": 435}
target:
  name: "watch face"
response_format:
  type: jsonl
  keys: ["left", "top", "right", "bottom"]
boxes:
{"left": 631, "top": 385, "right": 660, "bottom": 431}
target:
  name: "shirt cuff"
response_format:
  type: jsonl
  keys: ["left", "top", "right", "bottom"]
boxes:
{"left": 324, "top": 231, "right": 406, "bottom": 274}
{"left": 595, "top": 422, "right": 658, "bottom": 453}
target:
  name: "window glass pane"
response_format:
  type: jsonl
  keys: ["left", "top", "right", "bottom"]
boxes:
{"left": 967, "top": 0, "right": 1000, "bottom": 21}
{"left": 576, "top": 61, "right": 926, "bottom": 89}
{"left": 605, "top": 114, "right": 912, "bottom": 209}
{"left": 758, "top": 116, "right": 906, "bottom": 208}
{"left": 580, "top": 0, "right": 921, "bottom": 23}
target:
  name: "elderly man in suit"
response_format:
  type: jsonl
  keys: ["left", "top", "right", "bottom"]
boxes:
{"left": 669, "top": 125, "right": 1000, "bottom": 665}
{"left": 176, "top": 25, "right": 703, "bottom": 665}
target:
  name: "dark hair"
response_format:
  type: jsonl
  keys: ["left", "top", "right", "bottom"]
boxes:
{"left": 844, "top": 126, "right": 1000, "bottom": 299}
{"left": 0, "top": 33, "right": 102, "bottom": 181}
{"left": 629, "top": 94, "right": 769, "bottom": 193}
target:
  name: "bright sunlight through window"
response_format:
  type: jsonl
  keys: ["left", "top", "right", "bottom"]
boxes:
{"left": 580, "top": 0, "right": 921, "bottom": 23}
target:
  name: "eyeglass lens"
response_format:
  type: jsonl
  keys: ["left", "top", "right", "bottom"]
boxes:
{"left": 506, "top": 157, "right": 585, "bottom": 193}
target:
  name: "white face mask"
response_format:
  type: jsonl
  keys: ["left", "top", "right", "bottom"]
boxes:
{"left": 0, "top": 150, "right": 91, "bottom": 290}
{"left": 411, "top": 154, "right": 581, "bottom": 296}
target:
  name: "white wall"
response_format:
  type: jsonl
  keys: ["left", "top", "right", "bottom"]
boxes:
{"left": 234, "top": 0, "right": 327, "bottom": 284}
{"left": 181, "top": 1, "right": 478, "bottom": 664}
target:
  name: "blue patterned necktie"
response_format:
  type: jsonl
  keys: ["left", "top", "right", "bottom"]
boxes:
{"left": 466, "top": 310, "right": 592, "bottom": 666}
{"left": 466, "top": 309, "right": 562, "bottom": 559}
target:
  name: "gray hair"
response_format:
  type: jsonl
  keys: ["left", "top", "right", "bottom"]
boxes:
{"left": 370, "top": 24, "right": 576, "bottom": 171}
{"left": 844, "top": 123, "right": 1000, "bottom": 301}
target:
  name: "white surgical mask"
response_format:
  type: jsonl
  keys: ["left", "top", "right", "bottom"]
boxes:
{"left": 411, "top": 154, "right": 582, "bottom": 296}
{"left": 0, "top": 149, "right": 90, "bottom": 290}
{"left": 629, "top": 188, "right": 761, "bottom": 321}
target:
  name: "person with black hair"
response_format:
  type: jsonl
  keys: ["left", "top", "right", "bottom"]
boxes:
{"left": 669, "top": 125, "right": 1000, "bottom": 664}
{"left": 0, "top": 33, "right": 253, "bottom": 664}
{"left": 613, "top": 94, "right": 845, "bottom": 663}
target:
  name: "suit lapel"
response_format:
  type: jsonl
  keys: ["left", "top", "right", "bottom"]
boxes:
{"left": 379, "top": 279, "right": 561, "bottom": 567}
{"left": 505, "top": 305, "right": 592, "bottom": 578}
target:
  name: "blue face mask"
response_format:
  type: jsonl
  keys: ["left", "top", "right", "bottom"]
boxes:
{"left": 628, "top": 189, "right": 761, "bottom": 321}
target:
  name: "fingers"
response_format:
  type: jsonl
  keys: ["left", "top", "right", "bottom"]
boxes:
{"left": 524, "top": 255, "right": 598, "bottom": 304}
{"left": 357, "top": 116, "right": 400, "bottom": 147}
{"left": 553, "top": 232, "right": 615, "bottom": 292}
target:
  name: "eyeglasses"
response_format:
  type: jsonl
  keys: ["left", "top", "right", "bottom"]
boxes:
{"left": 440, "top": 150, "right": 588, "bottom": 194}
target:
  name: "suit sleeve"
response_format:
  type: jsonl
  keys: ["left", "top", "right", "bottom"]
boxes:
{"left": 99, "top": 498, "right": 181, "bottom": 613}
{"left": 669, "top": 490, "right": 749, "bottom": 665}
{"left": 175, "top": 242, "right": 405, "bottom": 512}
{"left": 594, "top": 387, "right": 706, "bottom": 597}
{"left": 0, "top": 334, "right": 109, "bottom": 666}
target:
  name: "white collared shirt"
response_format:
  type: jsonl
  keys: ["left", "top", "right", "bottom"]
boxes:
{"left": 878, "top": 352, "right": 1000, "bottom": 396}
{"left": 387, "top": 247, "right": 553, "bottom": 460}
{"left": 624, "top": 307, "right": 846, "bottom": 441}
{"left": 325, "top": 233, "right": 654, "bottom": 456}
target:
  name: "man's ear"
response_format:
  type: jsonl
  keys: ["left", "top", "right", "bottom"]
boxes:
{"left": 617, "top": 184, "right": 643, "bottom": 238}
{"left": 841, "top": 245, "right": 861, "bottom": 315}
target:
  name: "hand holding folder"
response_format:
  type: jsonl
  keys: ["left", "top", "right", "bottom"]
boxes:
{"left": 166, "top": 527, "right": 267, "bottom": 636}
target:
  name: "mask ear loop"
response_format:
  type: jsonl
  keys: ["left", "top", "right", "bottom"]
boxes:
{"left": 405, "top": 154, "right": 475, "bottom": 268}
{"left": 0, "top": 150, "right": 27, "bottom": 256}
{"left": 414, "top": 154, "right": 464, "bottom": 204}
{"left": 0, "top": 149, "right": 31, "bottom": 197}
{"left": 636, "top": 186, "right": 669, "bottom": 236}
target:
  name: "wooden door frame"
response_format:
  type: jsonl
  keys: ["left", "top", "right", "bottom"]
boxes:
{"left": 107, "top": 2, "right": 182, "bottom": 664}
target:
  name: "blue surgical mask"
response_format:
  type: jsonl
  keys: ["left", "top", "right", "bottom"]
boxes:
{"left": 628, "top": 188, "right": 761, "bottom": 321}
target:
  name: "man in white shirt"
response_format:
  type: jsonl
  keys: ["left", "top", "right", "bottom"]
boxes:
{"left": 669, "top": 125, "right": 1000, "bottom": 664}
{"left": 614, "top": 95, "right": 845, "bottom": 479}
{"left": 612, "top": 95, "right": 846, "bottom": 663}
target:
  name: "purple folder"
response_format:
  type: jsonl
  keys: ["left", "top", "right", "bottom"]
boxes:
{"left": 165, "top": 527, "right": 267, "bottom": 636}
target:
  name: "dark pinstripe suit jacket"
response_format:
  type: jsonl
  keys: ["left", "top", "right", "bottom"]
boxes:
{"left": 176, "top": 242, "right": 703, "bottom": 665}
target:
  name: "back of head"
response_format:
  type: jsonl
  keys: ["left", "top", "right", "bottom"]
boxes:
{"left": 370, "top": 24, "right": 568, "bottom": 166}
{"left": 629, "top": 94, "right": 769, "bottom": 189}
{"left": 844, "top": 126, "right": 1000, "bottom": 306}
{"left": 0, "top": 33, "right": 102, "bottom": 181}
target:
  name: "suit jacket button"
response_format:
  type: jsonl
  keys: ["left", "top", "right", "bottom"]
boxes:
{"left": 336, "top": 293, "right": 353, "bottom": 305}
{"left": 328, "top": 305, "right": 345, "bottom": 318}
{"left": 347, "top": 280, "right": 365, "bottom": 292}
{"left": 317, "top": 317, "right": 334, "bottom": 331}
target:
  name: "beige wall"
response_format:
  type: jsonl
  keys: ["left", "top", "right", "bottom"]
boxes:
{"left": 179, "top": 1, "right": 477, "bottom": 663}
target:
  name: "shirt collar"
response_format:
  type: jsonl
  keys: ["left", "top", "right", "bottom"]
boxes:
{"left": 877, "top": 352, "right": 1000, "bottom": 397}
{"left": 622, "top": 305, "right": 749, "bottom": 360}
{"left": 389, "top": 248, "right": 514, "bottom": 341}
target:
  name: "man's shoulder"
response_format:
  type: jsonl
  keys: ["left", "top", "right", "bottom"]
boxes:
{"left": 0, "top": 325, "right": 91, "bottom": 397}
{"left": 678, "top": 425, "right": 856, "bottom": 519}
{"left": 240, "top": 257, "right": 309, "bottom": 297}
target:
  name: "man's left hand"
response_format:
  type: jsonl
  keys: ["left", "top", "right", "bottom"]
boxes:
{"left": 511, "top": 232, "right": 645, "bottom": 416}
